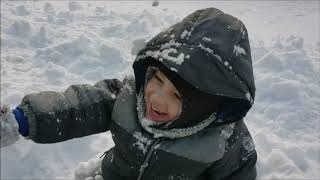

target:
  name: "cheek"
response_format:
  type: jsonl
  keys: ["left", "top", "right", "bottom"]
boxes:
{"left": 145, "top": 80, "right": 157, "bottom": 94}
{"left": 144, "top": 83, "right": 154, "bottom": 98}
{"left": 168, "top": 100, "right": 182, "bottom": 118}
{"left": 144, "top": 83, "right": 158, "bottom": 107}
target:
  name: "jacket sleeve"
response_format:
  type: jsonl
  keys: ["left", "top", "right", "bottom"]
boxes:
{"left": 202, "top": 121, "right": 257, "bottom": 180}
{"left": 17, "top": 79, "right": 122, "bottom": 143}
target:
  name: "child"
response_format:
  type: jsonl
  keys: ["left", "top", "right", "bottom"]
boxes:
{"left": 1, "top": 8, "right": 257, "bottom": 180}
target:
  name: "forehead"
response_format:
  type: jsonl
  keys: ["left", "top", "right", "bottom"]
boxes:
{"left": 154, "top": 70, "right": 179, "bottom": 91}
{"left": 155, "top": 69, "right": 166, "bottom": 78}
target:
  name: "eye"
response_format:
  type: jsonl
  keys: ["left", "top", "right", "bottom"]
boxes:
{"left": 174, "top": 92, "right": 182, "bottom": 101}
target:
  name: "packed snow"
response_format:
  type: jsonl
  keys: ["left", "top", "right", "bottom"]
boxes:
{"left": 131, "top": 38, "right": 146, "bottom": 55}
{"left": 1, "top": 1, "right": 319, "bottom": 179}
{"left": 0, "top": 105, "right": 20, "bottom": 148}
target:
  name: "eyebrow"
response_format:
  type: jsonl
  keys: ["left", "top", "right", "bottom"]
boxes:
{"left": 154, "top": 74, "right": 164, "bottom": 83}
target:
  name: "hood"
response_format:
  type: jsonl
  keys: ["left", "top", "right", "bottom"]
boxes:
{"left": 133, "top": 8, "right": 255, "bottom": 124}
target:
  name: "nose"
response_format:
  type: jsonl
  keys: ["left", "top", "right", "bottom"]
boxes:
{"left": 150, "top": 91, "right": 168, "bottom": 113}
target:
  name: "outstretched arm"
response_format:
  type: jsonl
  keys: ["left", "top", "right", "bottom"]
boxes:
{"left": 16, "top": 79, "right": 122, "bottom": 144}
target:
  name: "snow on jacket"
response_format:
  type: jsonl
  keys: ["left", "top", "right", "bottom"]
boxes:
{"left": 17, "top": 8, "right": 257, "bottom": 180}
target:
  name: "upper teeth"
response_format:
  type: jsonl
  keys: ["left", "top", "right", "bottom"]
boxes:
{"left": 152, "top": 105, "right": 159, "bottom": 112}
{"left": 152, "top": 106, "right": 163, "bottom": 115}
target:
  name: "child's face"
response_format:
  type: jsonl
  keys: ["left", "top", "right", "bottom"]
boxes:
{"left": 144, "top": 70, "right": 182, "bottom": 123}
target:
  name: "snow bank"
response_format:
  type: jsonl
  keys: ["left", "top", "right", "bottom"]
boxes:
{"left": 74, "top": 155, "right": 102, "bottom": 180}
{"left": 8, "top": 20, "right": 32, "bottom": 37}
{"left": 1, "top": 1, "right": 319, "bottom": 179}
{"left": 247, "top": 35, "right": 320, "bottom": 179}
{"left": 14, "top": 5, "right": 30, "bottom": 16}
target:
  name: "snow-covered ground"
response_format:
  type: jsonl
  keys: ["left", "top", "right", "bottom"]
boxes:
{"left": 1, "top": 1, "right": 319, "bottom": 179}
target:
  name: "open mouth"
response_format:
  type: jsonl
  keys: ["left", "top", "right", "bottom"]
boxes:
{"left": 152, "top": 105, "right": 167, "bottom": 116}
{"left": 146, "top": 102, "right": 169, "bottom": 122}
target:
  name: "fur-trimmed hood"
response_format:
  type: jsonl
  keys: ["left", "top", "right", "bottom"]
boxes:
{"left": 133, "top": 8, "right": 255, "bottom": 124}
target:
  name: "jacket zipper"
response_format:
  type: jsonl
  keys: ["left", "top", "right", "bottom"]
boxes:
{"left": 137, "top": 138, "right": 161, "bottom": 180}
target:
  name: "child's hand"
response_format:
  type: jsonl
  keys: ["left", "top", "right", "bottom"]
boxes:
{"left": 0, "top": 104, "right": 20, "bottom": 148}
